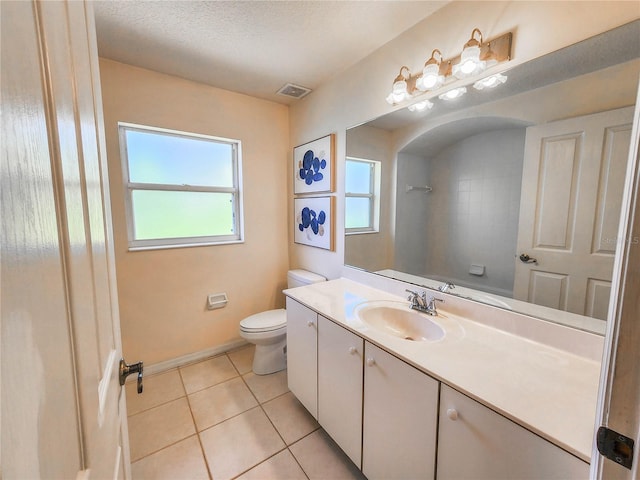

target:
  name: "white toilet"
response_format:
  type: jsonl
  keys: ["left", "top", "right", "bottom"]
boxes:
{"left": 239, "top": 269, "right": 326, "bottom": 375}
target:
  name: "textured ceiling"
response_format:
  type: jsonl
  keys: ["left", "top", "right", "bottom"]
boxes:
{"left": 93, "top": 0, "right": 449, "bottom": 104}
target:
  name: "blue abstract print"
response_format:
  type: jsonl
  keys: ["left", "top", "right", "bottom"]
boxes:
{"left": 298, "top": 206, "right": 326, "bottom": 236}
{"left": 298, "top": 149, "right": 328, "bottom": 185}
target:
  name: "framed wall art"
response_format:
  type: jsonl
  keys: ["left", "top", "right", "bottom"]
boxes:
{"left": 294, "top": 196, "right": 334, "bottom": 251}
{"left": 293, "top": 134, "right": 335, "bottom": 194}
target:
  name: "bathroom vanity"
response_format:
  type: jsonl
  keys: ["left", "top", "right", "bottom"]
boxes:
{"left": 285, "top": 278, "right": 601, "bottom": 479}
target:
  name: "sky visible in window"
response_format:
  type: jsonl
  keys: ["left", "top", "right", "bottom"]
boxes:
{"left": 126, "top": 129, "right": 234, "bottom": 187}
{"left": 345, "top": 160, "right": 372, "bottom": 194}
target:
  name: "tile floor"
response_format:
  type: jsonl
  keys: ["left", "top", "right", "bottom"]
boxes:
{"left": 125, "top": 345, "right": 366, "bottom": 480}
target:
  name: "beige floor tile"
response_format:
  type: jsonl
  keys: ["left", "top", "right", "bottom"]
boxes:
{"left": 179, "top": 355, "right": 238, "bottom": 394}
{"left": 126, "top": 369, "right": 185, "bottom": 416}
{"left": 199, "top": 407, "right": 286, "bottom": 480}
{"left": 243, "top": 369, "right": 288, "bottom": 403}
{"left": 189, "top": 376, "right": 258, "bottom": 431}
{"left": 130, "top": 435, "right": 209, "bottom": 480}
{"left": 228, "top": 345, "right": 255, "bottom": 375}
{"left": 236, "top": 449, "right": 307, "bottom": 480}
{"left": 289, "top": 429, "right": 366, "bottom": 480}
{"left": 262, "top": 392, "right": 319, "bottom": 445}
{"left": 128, "top": 397, "right": 196, "bottom": 461}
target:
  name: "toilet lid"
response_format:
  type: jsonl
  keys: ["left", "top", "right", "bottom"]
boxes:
{"left": 240, "top": 309, "right": 286, "bottom": 332}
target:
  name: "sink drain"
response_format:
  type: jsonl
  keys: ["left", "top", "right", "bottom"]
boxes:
{"left": 404, "top": 336, "right": 415, "bottom": 341}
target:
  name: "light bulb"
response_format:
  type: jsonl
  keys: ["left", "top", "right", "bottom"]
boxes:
{"left": 392, "top": 79, "right": 407, "bottom": 95}
{"left": 408, "top": 100, "right": 433, "bottom": 112}
{"left": 473, "top": 73, "right": 507, "bottom": 90}
{"left": 438, "top": 87, "right": 467, "bottom": 100}
{"left": 453, "top": 44, "right": 486, "bottom": 79}
{"left": 417, "top": 63, "right": 443, "bottom": 91}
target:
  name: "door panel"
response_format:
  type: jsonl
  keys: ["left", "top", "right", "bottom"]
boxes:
{"left": 585, "top": 279, "right": 612, "bottom": 320}
{"left": 534, "top": 133, "right": 581, "bottom": 250}
{"left": 1, "top": 1, "right": 129, "bottom": 478}
{"left": 528, "top": 271, "right": 568, "bottom": 310}
{"left": 593, "top": 125, "right": 633, "bottom": 255}
{"left": 515, "top": 107, "right": 634, "bottom": 319}
{"left": 1, "top": 1, "right": 83, "bottom": 476}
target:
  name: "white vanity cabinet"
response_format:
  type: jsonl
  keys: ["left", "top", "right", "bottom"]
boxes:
{"left": 437, "top": 384, "right": 589, "bottom": 479}
{"left": 317, "top": 315, "right": 364, "bottom": 468}
{"left": 286, "top": 297, "right": 318, "bottom": 418}
{"left": 362, "top": 342, "right": 439, "bottom": 480}
{"left": 286, "top": 297, "right": 591, "bottom": 479}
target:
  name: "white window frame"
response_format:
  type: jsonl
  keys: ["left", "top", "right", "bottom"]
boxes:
{"left": 118, "top": 122, "right": 244, "bottom": 250}
{"left": 345, "top": 157, "right": 381, "bottom": 235}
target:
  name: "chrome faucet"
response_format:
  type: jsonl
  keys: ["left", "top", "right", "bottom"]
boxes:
{"left": 438, "top": 282, "right": 455, "bottom": 293}
{"left": 406, "top": 289, "right": 427, "bottom": 309}
{"left": 406, "top": 289, "right": 443, "bottom": 316}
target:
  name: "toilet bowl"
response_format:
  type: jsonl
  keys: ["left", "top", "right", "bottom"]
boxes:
{"left": 239, "top": 269, "right": 326, "bottom": 375}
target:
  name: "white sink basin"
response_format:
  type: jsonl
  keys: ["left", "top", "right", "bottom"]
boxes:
{"left": 354, "top": 300, "right": 445, "bottom": 342}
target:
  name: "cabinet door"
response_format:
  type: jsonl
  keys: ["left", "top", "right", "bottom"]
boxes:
{"left": 318, "top": 316, "right": 364, "bottom": 468}
{"left": 363, "top": 342, "right": 439, "bottom": 480}
{"left": 286, "top": 298, "right": 318, "bottom": 418}
{"left": 437, "top": 384, "right": 589, "bottom": 479}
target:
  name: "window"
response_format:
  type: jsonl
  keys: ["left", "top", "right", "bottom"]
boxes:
{"left": 345, "top": 157, "right": 381, "bottom": 234}
{"left": 119, "top": 123, "right": 243, "bottom": 250}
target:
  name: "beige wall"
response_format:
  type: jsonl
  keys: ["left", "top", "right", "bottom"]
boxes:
{"left": 100, "top": 59, "right": 289, "bottom": 365}
{"left": 288, "top": 1, "right": 639, "bottom": 281}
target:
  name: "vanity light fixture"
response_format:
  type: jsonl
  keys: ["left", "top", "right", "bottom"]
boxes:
{"left": 473, "top": 73, "right": 508, "bottom": 90}
{"left": 407, "top": 99, "right": 434, "bottom": 112}
{"left": 384, "top": 29, "right": 511, "bottom": 105}
{"left": 385, "top": 66, "right": 413, "bottom": 105}
{"left": 438, "top": 87, "right": 467, "bottom": 101}
{"left": 416, "top": 49, "right": 445, "bottom": 91}
{"left": 452, "top": 28, "right": 486, "bottom": 79}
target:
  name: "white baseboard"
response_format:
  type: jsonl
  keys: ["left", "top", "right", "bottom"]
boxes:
{"left": 136, "top": 339, "right": 250, "bottom": 378}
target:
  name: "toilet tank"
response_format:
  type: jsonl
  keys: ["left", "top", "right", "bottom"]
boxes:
{"left": 287, "top": 269, "right": 326, "bottom": 288}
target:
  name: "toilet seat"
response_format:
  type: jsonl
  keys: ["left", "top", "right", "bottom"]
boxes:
{"left": 240, "top": 309, "right": 286, "bottom": 333}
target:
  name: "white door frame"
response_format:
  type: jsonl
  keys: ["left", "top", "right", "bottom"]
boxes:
{"left": 592, "top": 79, "right": 640, "bottom": 479}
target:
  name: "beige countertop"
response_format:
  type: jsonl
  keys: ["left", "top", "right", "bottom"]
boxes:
{"left": 284, "top": 278, "right": 601, "bottom": 463}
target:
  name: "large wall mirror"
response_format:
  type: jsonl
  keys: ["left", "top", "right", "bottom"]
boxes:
{"left": 345, "top": 21, "right": 639, "bottom": 335}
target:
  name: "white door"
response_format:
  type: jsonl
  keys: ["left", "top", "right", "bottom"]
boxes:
{"left": 437, "top": 385, "right": 589, "bottom": 479}
{"left": 593, "top": 86, "right": 640, "bottom": 479}
{"left": 1, "top": 1, "right": 131, "bottom": 478}
{"left": 514, "top": 107, "right": 634, "bottom": 319}
{"left": 317, "top": 316, "right": 364, "bottom": 468}
{"left": 286, "top": 298, "right": 319, "bottom": 418}
{"left": 362, "top": 342, "right": 439, "bottom": 480}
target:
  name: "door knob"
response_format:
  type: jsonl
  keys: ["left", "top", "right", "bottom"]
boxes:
{"left": 518, "top": 253, "right": 537, "bottom": 264}
{"left": 119, "top": 358, "right": 144, "bottom": 394}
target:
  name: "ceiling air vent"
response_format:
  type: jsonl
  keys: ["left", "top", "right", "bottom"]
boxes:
{"left": 276, "top": 83, "right": 311, "bottom": 99}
